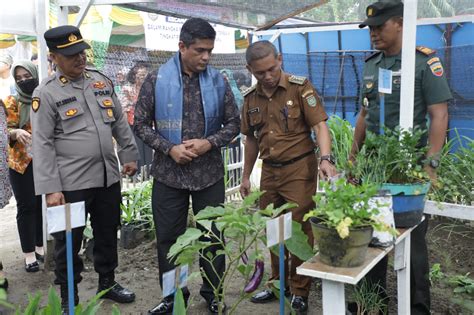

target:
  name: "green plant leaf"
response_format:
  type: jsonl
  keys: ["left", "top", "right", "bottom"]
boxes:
{"left": 111, "top": 304, "right": 121, "bottom": 315}
{"left": 24, "top": 292, "right": 42, "bottom": 315}
{"left": 174, "top": 288, "right": 187, "bottom": 315}
{"left": 195, "top": 206, "right": 226, "bottom": 220}
{"left": 47, "top": 286, "right": 62, "bottom": 315}
{"left": 285, "top": 221, "right": 315, "bottom": 261}
{"left": 168, "top": 228, "right": 203, "bottom": 258}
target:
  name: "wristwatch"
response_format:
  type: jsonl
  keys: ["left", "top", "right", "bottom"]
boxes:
{"left": 428, "top": 158, "right": 440, "bottom": 169}
{"left": 320, "top": 154, "right": 336, "bottom": 165}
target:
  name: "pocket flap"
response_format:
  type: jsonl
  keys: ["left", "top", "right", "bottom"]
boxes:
{"left": 97, "top": 97, "right": 115, "bottom": 109}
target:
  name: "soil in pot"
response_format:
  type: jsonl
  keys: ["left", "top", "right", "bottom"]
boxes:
{"left": 310, "top": 217, "right": 373, "bottom": 267}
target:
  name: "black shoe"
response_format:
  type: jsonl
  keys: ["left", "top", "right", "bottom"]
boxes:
{"left": 98, "top": 280, "right": 135, "bottom": 303}
{"left": 250, "top": 288, "right": 290, "bottom": 304}
{"left": 25, "top": 261, "right": 40, "bottom": 273}
{"left": 208, "top": 297, "right": 226, "bottom": 314}
{"left": 35, "top": 252, "right": 45, "bottom": 263}
{"left": 148, "top": 296, "right": 174, "bottom": 314}
{"left": 290, "top": 295, "right": 308, "bottom": 314}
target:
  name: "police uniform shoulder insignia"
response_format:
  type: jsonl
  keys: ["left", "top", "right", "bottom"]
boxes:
{"left": 365, "top": 51, "right": 382, "bottom": 62}
{"left": 242, "top": 85, "right": 256, "bottom": 97}
{"left": 416, "top": 46, "right": 436, "bottom": 56}
{"left": 59, "top": 76, "right": 69, "bottom": 84}
{"left": 32, "top": 97, "right": 40, "bottom": 112}
{"left": 288, "top": 75, "right": 306, "bottom": 85}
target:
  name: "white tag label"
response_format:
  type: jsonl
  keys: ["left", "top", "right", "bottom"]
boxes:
{"left": 266, "top": 212, "right": 292, "bottom": 247}
{"left": 378, "top": 68, "right": 393, "bottom": 94}
{"left": 47, "top": 201, "right": 86, "bottom": 234}
{"left": 162, "top": 265, "right": 188, "bottom": 297}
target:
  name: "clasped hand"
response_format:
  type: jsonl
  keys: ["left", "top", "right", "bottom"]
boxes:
{"left": 169, "top": 139, "right": 211, "bottom": 164}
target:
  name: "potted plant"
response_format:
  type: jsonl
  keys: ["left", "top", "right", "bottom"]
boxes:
{"left": 304, "top": 178, "right": 395, "bottom": 268}
{"left": 120, "top": 181, "right": 154, "bottom": 249}
{"left": 350, "top": 127, "right": 431, "bottom": 227}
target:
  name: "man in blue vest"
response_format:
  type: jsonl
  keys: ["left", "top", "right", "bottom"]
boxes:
{"left": 133, "top": 18, "right": 240, "bottom": 314}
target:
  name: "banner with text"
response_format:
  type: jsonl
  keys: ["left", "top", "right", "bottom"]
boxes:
{"left": 141, "top": 13, "right": 236, "bottom": 54}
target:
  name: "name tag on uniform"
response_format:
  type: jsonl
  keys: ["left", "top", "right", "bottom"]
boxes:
{"left": 248, "top": 107, "right": 260, "bottom": 114}
{"left": 378, "top": 68, "right": 392, "bottom": 94}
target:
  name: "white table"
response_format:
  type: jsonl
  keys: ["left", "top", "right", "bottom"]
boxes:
{"left": 297, "top": 224, "right": 420, "bottom": 315}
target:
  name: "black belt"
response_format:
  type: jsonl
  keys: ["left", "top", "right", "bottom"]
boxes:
{"left": 262, "top": 150, "right": 314, "bottom": 168}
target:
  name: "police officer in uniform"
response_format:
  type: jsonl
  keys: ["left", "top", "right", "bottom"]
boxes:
{"left": 31, "top": 25, "right": 139, "bottom": 311}
{"left": 240, "top": 41, "right": 336, "bottom": 314}
{"left": 350, "top": 2, "right": 452, "bottom": 314}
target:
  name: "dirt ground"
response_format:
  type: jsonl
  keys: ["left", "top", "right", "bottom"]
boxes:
{"left": 1, "top": 198, "right": 473, "bottom": 314}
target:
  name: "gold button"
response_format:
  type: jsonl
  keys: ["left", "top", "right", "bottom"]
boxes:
{"left": 269, "top": 98, "right": 272, "bottom": 101}
{"left": 271, "top": 147, "right": 274, "bottom": 150}
{"left": 270, "top": 114, "right": 273, "bottom": 118}
{"left": 270, "top": 130, "right": 274, "bottom": 134}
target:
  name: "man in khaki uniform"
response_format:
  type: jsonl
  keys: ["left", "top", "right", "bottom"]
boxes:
{"left": 240, "top": 41, "right": 336, "bottom": 314}
{"left": 31, "top": 25, "right": 139, "bottom": 312}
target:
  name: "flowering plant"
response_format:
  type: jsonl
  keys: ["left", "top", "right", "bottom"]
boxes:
{"left": 304, "top": 178, "right": 394, "bottom": 239}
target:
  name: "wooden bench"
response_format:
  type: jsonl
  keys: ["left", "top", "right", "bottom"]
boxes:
{"left": 297, "top": 223, "right": 421, "bottom": 315}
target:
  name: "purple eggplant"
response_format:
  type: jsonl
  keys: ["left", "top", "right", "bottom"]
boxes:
{"left": 243, "top": 259, "right": 264, "bottom": 293}
{"left": 241, "top": 251, "right": 249, "bottom": 265}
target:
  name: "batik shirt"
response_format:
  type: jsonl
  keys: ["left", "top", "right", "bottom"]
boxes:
{"left": 134, "top": 69, "right": 240, "bottom": 191}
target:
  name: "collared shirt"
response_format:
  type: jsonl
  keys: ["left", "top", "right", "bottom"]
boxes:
{"left": 31, "top": 69, "right": 139, "bottom": 194}
{"left": 133, "top": 68, "right": 240, "bottom": 191}
{"left": 4, "top": 95, "right": 32, "bottom": 174}
{"left": 361, "top": 49, "right": 452, "bottom": 139}
{"left": 241, "top": 72, "right": 328, "bottom": 162}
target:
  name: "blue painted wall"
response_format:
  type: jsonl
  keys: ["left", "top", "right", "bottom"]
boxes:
{"left": 270, "top": 22, "right": 474, "bottom": 143}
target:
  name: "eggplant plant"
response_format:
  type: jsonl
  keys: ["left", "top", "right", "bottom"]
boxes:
{"left": 168, "top": 191, "right": 315, "bottom": 315}
{"left": 0, "top": 286, "right": 120, "bottom": 314}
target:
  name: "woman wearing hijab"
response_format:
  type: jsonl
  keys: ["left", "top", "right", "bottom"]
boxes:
{"left": 4, "top": 60, "right": 43, "bottom": 272}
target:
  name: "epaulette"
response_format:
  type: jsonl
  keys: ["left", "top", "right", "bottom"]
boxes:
{"left": 86, "top": 68, "right": 114, "bottom": 88}
{"left": 416, "top": 46, "right": 436, "bottom": 56}
{"left": 41, "top": 75, "right": 56, "bottom": 87}
{"left": 242, "top": 85, "right": 256, "bottom": 97}
{"left": 365, "top": 51, "right": 382, "bottom": 62}
{"left": 288, "top": 75, "right": 306, "bottom": 85}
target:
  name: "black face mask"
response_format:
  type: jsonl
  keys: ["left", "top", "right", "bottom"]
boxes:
{"left": 17, "top": 78, "right": 39, "bottom": 95}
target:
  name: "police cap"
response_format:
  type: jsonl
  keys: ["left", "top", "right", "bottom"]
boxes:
{"left": 44, "top": 25, "right": 91, "bottom": 56}
{"left": 359, "top": 1, "right": 404, "bottom": 28}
